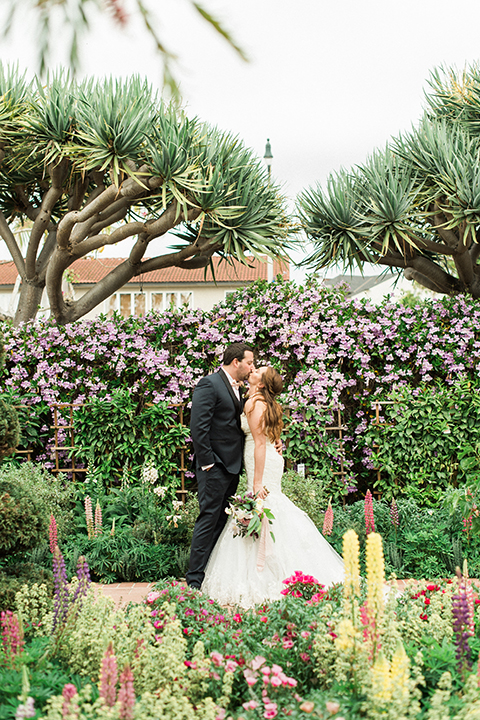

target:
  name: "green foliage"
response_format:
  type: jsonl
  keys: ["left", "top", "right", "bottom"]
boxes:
{"left": 0, "top": 563, "right": 53, "bottom": 612}
{"left": 0, "top": 479, "right": 48, "bottom": 558}
{"left": 72, "top": 391, "right": 189, "bottom": 489}
{"left": 62, "top": 529, "right": 177, "bottom": 583}
{"left": 0, "top": 398, "right": 20, "bottom": 461}
{"left": 0, "top": 636, "right": 91, "bottom": 719}
{"left": 283, "top": 407, "right": 350, "bottom": 501}
{"left": 363, "top": 379, "right": 480, "bottom": 504}
{"left": 278, "top": 470, "right": 329, "bottom": 527}
{"left": 0, "top": 462, "right": 74, "bottom": 543}
{"left": 327, "top": 497, "right": 472, "bottom": 579}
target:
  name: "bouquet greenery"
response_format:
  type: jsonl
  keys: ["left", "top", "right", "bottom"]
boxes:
{"left": 225, "top": 491, "right": 275, "bottom": 540}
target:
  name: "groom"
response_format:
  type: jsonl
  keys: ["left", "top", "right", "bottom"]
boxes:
{"left": 186, "top": 342, "right": 254, "bottom": 589}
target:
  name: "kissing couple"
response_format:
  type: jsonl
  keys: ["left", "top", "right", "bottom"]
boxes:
{"left": 186, "top": 342, "right": 344, "bottom": 608}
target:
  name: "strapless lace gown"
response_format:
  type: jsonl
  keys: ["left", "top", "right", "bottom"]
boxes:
{"left": 201, "top": 414, "right": 344, "bottom": 608}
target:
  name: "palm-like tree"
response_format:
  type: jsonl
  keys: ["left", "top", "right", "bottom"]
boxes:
{"left": 0, "top": 66, "right": 294, "bottom": 325}
{"left": 298, "top": 65, "right": 480, "bottom": 299}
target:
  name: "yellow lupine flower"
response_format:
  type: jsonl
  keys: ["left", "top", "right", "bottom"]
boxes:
{"left": 390, "top": 640, "right": 410, "bottom": 705}
{"left": 342, "top": 529, "right": 361, "bottom": 600}
{"left": 366, "top": 532, "right": 385, "bottom": 619}
{"left": 371, "top": 652, "right": 392, "bottom": 704}
{"left": 334, "top": 618, "right": 360, "bottom": 651}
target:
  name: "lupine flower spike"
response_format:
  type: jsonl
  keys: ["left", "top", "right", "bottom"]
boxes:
{"left": 342, "top": 529, "right": 361, "bottom": 604}
{"left": 84, "top": 496, "right": 94, "bottom": 540}
{"left": 61, "top": 684, "right": 78, "bottom": 719}
{"left": 94, "top": 500, "right": 103, "bottom": 537}
{"left": 1, "top": 610, "right": 24, "bottom": 667}
{"left": 365, "top": 532, "right": 385, "bottom": 661}
{"left": 452, "top": 588, "right": 472, "bottom": 676}
{"left": 52, "top": 546, "right": 70, "bottom": 632}
{"left": 323, "top": 500, "right": 333, "bottom": 536}
{"left": 118, "top": 664, "right": 135, "bottom": 720}
{"left": 390, "top": 498, "right": 399, "bottom": 532}
{"left": 99, "top": 642, "right": 118, "bottom": 707}
{"left": 49, "top": 514, "right": 58, "bottom": 553}
{"left": 364, "top": 490, "right": 375, "bottom": 535}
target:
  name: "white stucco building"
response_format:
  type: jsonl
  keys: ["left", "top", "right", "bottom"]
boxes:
{"left": 0, "top": 256, "right": 289, "bottom": 320}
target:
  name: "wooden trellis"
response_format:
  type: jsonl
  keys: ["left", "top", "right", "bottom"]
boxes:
{"left": 48, "top": 401, "right": 188, "bottom": 499}
{"left": 324, "top": 406, "right": 348, "bottom": 492}
{"left": 370, "top": 399, "right": 395, "bottom": 498}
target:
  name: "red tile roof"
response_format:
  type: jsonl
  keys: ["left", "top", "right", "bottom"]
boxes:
{"left": 0, "top": 256, "right": 289, "bottom": 286}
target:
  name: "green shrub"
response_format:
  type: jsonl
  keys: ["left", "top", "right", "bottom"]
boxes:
{"left": 63, "top": 528, "right": 178, "bottom": 583}
{"left": 0, "top": 397, "right": 20, "bottom": 460}
{"left": 0, "top": 479, "right": 48, "bottom": 557}
{"left": 0, "top": 462, "right": 75, "bottom": 543}
{"left": 0, "top": 562, "right": 53, "bottom": 612}
{"left": 72, "top": 391, "right": 188, "bottom": 490}
{"left": 327, "top": 497, "right": 474, "bottom": 579}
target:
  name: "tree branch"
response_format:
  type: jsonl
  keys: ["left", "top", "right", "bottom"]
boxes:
{"left": 26, "top": 164, "right": 68, "bottom": 277}
{"left": 0, "top": 211, "right": 25, "bottom": 276}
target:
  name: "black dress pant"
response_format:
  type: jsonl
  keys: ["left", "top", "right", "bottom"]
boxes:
{"left": 186, "top": 464, "right": 239, "bottom": 589}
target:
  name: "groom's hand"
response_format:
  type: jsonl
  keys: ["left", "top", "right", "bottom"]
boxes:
{"left": 274, "top": 439, "right": 283, "bottom": 456}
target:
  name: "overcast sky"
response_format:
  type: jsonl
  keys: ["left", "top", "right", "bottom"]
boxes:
{"left": 2, "top": 0, "right": 480, "bottom": 277}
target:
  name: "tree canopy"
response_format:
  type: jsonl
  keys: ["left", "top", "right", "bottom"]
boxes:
{"left": 298, "top": 64, "right": 480, "bottom": 298}
{"left": 0, "top": 65, "right": 293, "bottom": 325}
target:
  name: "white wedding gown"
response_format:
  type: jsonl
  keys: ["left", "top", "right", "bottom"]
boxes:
{"left": 201, "top": 414, "right": 344, "bottom": 608}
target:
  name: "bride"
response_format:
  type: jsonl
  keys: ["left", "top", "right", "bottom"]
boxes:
{"left": 201, "top": 365, "right": 344, "bottom": 608}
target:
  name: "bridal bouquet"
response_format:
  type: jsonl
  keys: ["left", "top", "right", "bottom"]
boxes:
{"left": 225, "top": 491, "right": 275, "bottom": 540}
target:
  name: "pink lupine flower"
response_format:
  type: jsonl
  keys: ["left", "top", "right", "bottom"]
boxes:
{"left": 99, "top": 643, "right": 118, "bottom": 707}
{"left": 118, "top": 665, "right": 135, "bottom": 720}
{"left": 323, "top": 501, "right": 334, "bottom": 536}
{"left": 84, "top": 497, "right": 94, "bottom": 539}
{"left": 1, "top": 610, "right": 24, "bottom": 667}
{"left": 61, "top": 684, "right": 77, "bottom": 719}
{"left": 364, "top": 490, "right": 375, "bottom": 534}
{"left": 49, "top": 515, "right": 58, "bottom": 553}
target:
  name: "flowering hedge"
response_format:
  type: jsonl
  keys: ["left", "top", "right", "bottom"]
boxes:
{"left": 2, "top": 276, "right": 480, "bottom": 497}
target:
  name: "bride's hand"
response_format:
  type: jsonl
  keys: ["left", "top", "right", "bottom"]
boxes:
{"left": 256, "top": 486, "right": 269, "bottom": 500}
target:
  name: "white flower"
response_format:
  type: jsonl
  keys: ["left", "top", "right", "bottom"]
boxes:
{"left": 153, "top": 486, "right": 167, "bottom": 498}
{"left": 172, "top": 500, "right": 183, "bottom": 511}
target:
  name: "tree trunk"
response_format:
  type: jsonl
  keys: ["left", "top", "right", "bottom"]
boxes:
{"left": 13, "top": 281, "right": 45, "bottom": 325}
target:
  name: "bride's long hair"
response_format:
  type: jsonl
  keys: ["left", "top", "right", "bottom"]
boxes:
{"left": 249, "top": 367, "right": 284, "bottom": 442}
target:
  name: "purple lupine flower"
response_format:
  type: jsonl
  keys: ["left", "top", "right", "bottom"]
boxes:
{"left": 452, "top": 591, "right": 472, "bottom": 676}
{"left": 52, "top": 546, "right": 70, "bottom": 632}
{"left": 71, "top": 555, "right": 91, "bottom": 609}
{"left": 390, "top": 498, "right": 399, "bottom": 530}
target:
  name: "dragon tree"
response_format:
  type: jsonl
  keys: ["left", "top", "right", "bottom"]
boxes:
{"left": 0, "top": 65, "right": 293, "bottom": 325}
{"left": 298, "top": 64, "right": 480, "bottom": 299}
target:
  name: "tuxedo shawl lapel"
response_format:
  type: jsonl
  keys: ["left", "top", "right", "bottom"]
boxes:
{"left": 218, "top": 369, "right": 243, "bottom": 428}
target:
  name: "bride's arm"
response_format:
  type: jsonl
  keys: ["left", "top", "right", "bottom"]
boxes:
{"left": 245, "top": 399, "right": 268, "bottom": 500}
